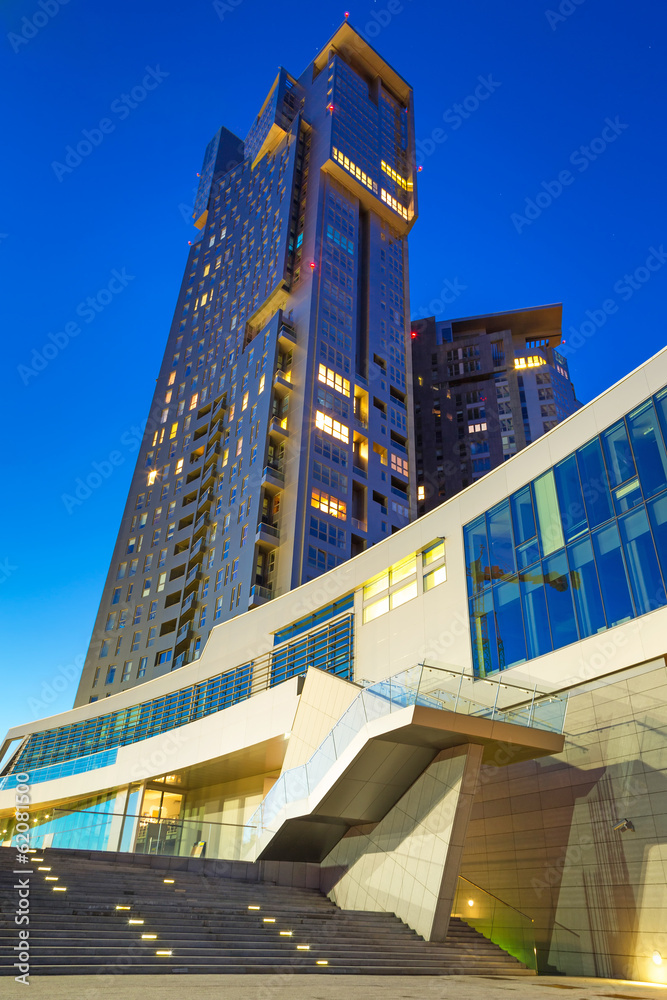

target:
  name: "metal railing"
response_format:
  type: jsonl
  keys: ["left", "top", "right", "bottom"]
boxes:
{"left": 452, "top": 876, "right": 537, "bottom": 971}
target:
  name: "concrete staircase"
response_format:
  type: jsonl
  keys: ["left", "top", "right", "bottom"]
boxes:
{"left": 0, "top": 847, "right": 536, "bottom": 976}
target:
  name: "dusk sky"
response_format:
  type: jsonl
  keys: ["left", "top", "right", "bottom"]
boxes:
{"left": 1, "top": 0, "right": 666, "bottom": 747}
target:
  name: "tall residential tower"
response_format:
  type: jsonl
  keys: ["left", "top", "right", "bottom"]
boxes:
{"left": 74, "top": 23, "right": 418, "bottom": 706}
{"left": 411, "top": 305, "right": 581, "bottom": 516}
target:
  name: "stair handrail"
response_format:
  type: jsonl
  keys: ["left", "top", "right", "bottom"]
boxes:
{"left": 457, "top": 875, "right": 534, "bottom": 922}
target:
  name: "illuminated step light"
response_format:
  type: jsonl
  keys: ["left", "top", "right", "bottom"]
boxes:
{"left": 156, "top": 950, "right": 173, "bottom": 956}
{"left": 26, "top": 849, "right": 37, "bottom": 853}
{"left": 316, "top": 959, "right": 329, "bottom": 966}
{"left": 297, "top": 945, "right": 310, "bottom": 951}
{"left": 653, "top": 951, "right": 663, "bottom": 966}
{"left": 467, "top": 899, "right": 475, "bottom": 907}
{"left": 116, "top": 905, "right": 131, "bottom": 911}
{"left": 142, "top": 934, "right": 157, "bottom": 940}
{"left": 163, "top": 879, "right": 175, "bottom": 884}
{"left": 45, "top": 876, "right": 58, "bottom": 881}
{"left": 53, "top": 887, "right": 67, "bottom": 892}
{"left": 263, "top": 918, "right": 275, "bottom": 923}
{"left": 279, "top": 931, "right": 293, "bottom": 937}
{"left": 248, "top": 905, "right": 260, "bottom": 910}
{"left": 128, "top": 919, "right": 144, "bottom": 925}
{"left": 32, "top": 858, "right": 44, "bottom": 862}
{"left": 37, "top": 867, "right": 51, "bottom": 871}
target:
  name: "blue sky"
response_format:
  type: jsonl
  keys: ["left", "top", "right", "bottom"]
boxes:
{"left": 1, "top": 0, "right": 666, "bottom": 745}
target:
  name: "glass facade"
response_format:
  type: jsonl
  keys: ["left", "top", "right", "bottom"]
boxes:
{"left": 464, "top": 388, "right": 667, "bottom": 675}
{"left": 270, "top": 614, "right": 354, "bottom": 686}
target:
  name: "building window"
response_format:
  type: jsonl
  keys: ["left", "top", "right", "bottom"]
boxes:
{"left": 311, "top": 489, "right": 346, "bottom": 519}
{"left": 137, "top": 656, "right": 147, "bottom": 678}
{"left": 92, "top": 668, "right": 101, "bottom": 688}
{"left": 318, "top": 364, "right": 350, "bottom": 397}
{"left": 131, "top": 631, "right": 141, "bottom": 652}
{"left": 362, "top": 554, "right": 419, "bottom": 623}
{"left": 155, "top": 649, "right": 172, "bottom": 666}
{"left": 147, "top": 627, "right": 157, "bottom": 648}
{"left": 121, "top": 661, "right": 132, "bottom": 682}
{"left": 423, "top": 541, "right": 446, "bottom": 591}
{"left": 104, "top": 612, "right": 117, "bottom": 631}
{"left": 133, "top": 606, "right": 143, "bottom": 625}
{"left": 99, "top": 640, "right": 110, "bottom": 658}
{"left": 214, "top": 597, "right": 224, "bottom": 620}
{"left": 105, "top": 666, "right": 116, "bottom": 685}
{"left": 315, "top": 410, "right": 349, "bottom": 443}
{"left": 148, "top": 600, "right": 158, "bottom": 620}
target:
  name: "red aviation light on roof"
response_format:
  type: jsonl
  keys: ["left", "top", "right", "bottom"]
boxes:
{"left": 327, "top": 104, "right": 335, "bottom": 112}
{"left": 310, "top": 262, "right": 316, "bottom": 270}
{"left": 410, "top": 330, "right": 418, "bottom": 339}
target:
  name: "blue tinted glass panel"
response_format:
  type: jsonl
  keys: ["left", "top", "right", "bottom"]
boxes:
{"left": 654, "top": 389, "right": 667, "bottom": 447}
{"left": 494, "top": 579, "right": 526, "bottom": 668}
{"left": 568, "top": 537, "right": 606, "bottom": 638}
{"left": 486, "top": 501, "right": 516, "bottom": 579}
{"left": 469, "top": 591, "right": 499, "bottom": 677}
{"left": 612, "top": 478, "right": 643, "bottom": 516}
{"left": 511, "top": 486, "right": 536, "bottom": 544}
{"left": 648, "top": 493, "right": 667, "bottom": 583}
{"left": 602, "top": 420, "right": 636, "bottom": 487}
{"left": 619, "top": 508, "right": 666, "bottom": 615}
{"left": 592, "top": 523, "right": 634, "bottom": 627}
{"left": 576, "top": 438, "right": 613, "bottom": 529}
{"left": 543, "top": 551, "right": 579, "bottom": 649}
{"left": 465, "top": 516, "right": 489, "bottom": 593}
{"left": 626, "top": 401, "right": 667, "bottom": 499}
{"left": 517, "top": 539, "right": 540, "bottom": 569}
{"left": 520, "top": 575, "right": 551, "bottom": 659}
{"left": 554, "top": 455, "right": 587, "bottom": 542}
{"left": 533, "top": 471, "right": 565, "bottom": 555}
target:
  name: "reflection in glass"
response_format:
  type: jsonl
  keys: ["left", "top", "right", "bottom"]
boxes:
{"left": 517, "top": 539, "right": 540, "bottom": 569}
{"left": 592, "top": 523, "right": 634, "bottom": 627}
{"left": 554, "top": 454, "right": 587, "bottom": 542}
{"left": 567, "top": 537, "right": 606, "bottom": 638}
{"left": 648, "top": 492, "right": 667, "bottom": 584}
{"left": 493, "top": 579, "right": 526, "bottom": 668}
{"left": 487, "top": 500, "right": 516, "bottom": 578}
{"left": 602, "top": 420, "right": 636, "bottom": 487}
{"left": 576, "top": 438, "right": 613, "bottom": 529}
{"left": 612, "top": 478, "right": 643, "bottom": 516}
{"left": 619, "top": 507, "right": 666, "bottom": 615}
{"left": 626, "top": 400, "right": 667, "bottom": 499}
{"left": 543, "top": 550, "right": 578, "bottom": 649}
{"left": 511, "top": 486, "right": 535, "bottom": 544}
{"left": 520, "top": 575, "right": 550, "bottom": 660}
{"left": 533, "top": 471, "right": 565, "bottom": 556}
{"left": 469, "top": 590, "right": 498, "bottom": 677}
{"left": 465, "top": 515, "right": 489, "bottom": 591}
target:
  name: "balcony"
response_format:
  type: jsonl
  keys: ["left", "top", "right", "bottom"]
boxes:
{"left": 261, "top": 464, "right": 284, "bottom": 494}
{"left": 354, "top": 415, "right": 368, "bottom": 431}
{"left": 256, "top": 521, "right": 280, "bottom": 548}
{"left": 273, "top": 369, "right": 292, "bottom": 395}
{"left": 351, "top": 517, "right": 367, "bottom": 533}
{"left": 249, "top": 584, "right": 273, "bottom": 608}
{"left": 193, "top": 512, "right": 210, "bottom": 541}
{"left": 269, "top": 416, "right": 289, "bottom": 440}
{"left": 352, "top": 465, "right": 367, "bottom": 479}
{"left": 278, "top": 322, "right": 297, "bottom": 347}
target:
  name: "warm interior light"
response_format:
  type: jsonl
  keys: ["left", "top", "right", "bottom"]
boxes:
{"left": 45, "top": 876, "right": 58, "bottom": 881}
{"left": 653, "top": 951, "right": 663, "bottom": 966}
{"left": 280, "top": 931, "right": 293, "bottom": 937}
{"left": 142, "top": 934, "right": 157, "bottom": 940}
{"left": 163, "top": 879, "right": 175, "bottom": 883}
{"left": 53, "top": 887, "right": 67, "bottom": 891}
{"left": 467, "top": 898, "right": 475, "bottom": 907}
{"left": 263, "top": 917, "right": 276, "bottom": 923}
{"left": 297, "top": 945, "right": 310, "bottom": 951}
{"left": 129, "top": 919, "right": 144, "bottom": 925}
{"left": 116, "top": 905, "right": 131, "bottom": 910}
{"left": 248, "top": 905, "right": 260, "bottom": 910}
{"left": 316, "top": 959, "right": 329, "bottom": 965}
{"left": 38, "top": 867, "right": 51, "bottom": 871}
{"left": 156, "top": 950, "right": 172, "bottom": 956}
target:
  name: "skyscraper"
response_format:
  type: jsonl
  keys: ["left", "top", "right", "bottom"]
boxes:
{"left": 410, "top": 305, "right": 581, "bottom": 516}
{"left": 74, "top": 22, "right": 418, "bottom": 707}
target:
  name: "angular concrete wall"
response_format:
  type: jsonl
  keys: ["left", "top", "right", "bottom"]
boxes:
{"left": 321, "top": 743, "right": 482, "bottom": 940}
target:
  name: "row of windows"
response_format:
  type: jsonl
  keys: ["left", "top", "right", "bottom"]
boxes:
{"left": 362, "top": 542, "right": 447, "bottom": 623}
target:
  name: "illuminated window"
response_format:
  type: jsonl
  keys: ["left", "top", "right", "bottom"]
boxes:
{"left": 422, "top": 540, "right": 447, "bottom": 592}
{"left": 259, "top": 374, "right": 265, "bottom": 393}
{"left": 417, "top": 485, "right": 425, "bottom": 501}
{"left": 318, "top": 364, "right": 350, "bottom": 397}
{"left": 169, "top": 422, "right": 178, "bottom": 440}
{"left": 380, "top": 160, "right": 413, "bottom": 191}
{"left": 160, "top": 408, "right": 168, "bottom": 424}
{"left": 468, "top": 422, "right": 487, "bottom": 434}
{"left": 242, "top": 391, "right": 249, "bottom": 411}
{"left": 380, "top": 188, "right": 409, "bottom": 220}
{"left": 514, "top": 356, "right": 545, "bottom": 369}
{"left": 311, "top": 489, "right": 347, "bottom": 519}
{"left": 175, "top": 459, "right": 184, "bottom": 474}
{"left": 315, "top": 410, "right": 349, "bottom": 443}
{"left": 167, "top": 371, "right": 176, "bottom": 386}
{"left": 362, "top": 554, "right": 418, "bottom": 623}
{"left": 147, "top": 470, "right": 157, "bottom": 486}
{"left": 189, "top": 393, "right": 199, "bottom": 411}
{"left": 390, "top": 453, "right": 409, "bottom": 477}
